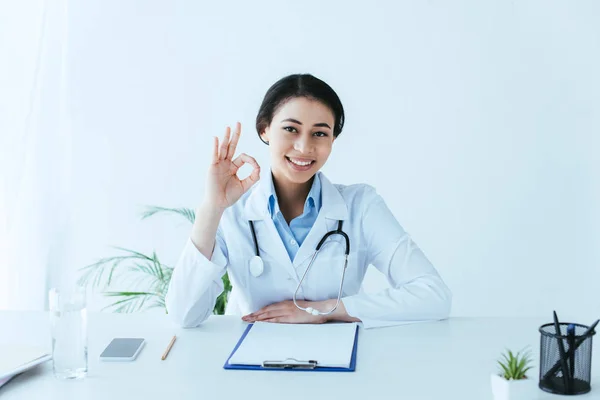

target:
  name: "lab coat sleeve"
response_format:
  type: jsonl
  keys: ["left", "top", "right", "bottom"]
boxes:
{"left": 341, "top": 190, "right": 452, "bottom": 329}
{"left": 165, "top": 226, "right": 228, "bottom": 328}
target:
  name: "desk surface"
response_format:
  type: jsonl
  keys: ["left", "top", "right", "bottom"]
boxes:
{"left": 0, "top": 311, "right": 598, "bottom": 399}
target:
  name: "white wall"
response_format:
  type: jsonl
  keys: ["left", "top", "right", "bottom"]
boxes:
{"left": 54, "top": 0, "right": 600, "bottom": 319}
{"left": 1, "top": 0, "right": 74, "bottom": 309}
{"left": 0, "top": 0, "right": 46, "bottom": 308}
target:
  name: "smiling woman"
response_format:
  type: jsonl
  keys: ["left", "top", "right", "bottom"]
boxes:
{"left": 165, "top": 73, "right": 452, "bottom": 329}
{"left": 262, "top": 98, "right": 335, "bottom": 186}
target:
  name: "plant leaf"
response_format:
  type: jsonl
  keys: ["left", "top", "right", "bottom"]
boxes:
{"left": 509, "top": 350, "right": 517, "bottom": 374}
{"left": 79, "top": 249, "right": 158, "bottom": 290}
{"left": 107, "top": 259, "right": 122, "bottom": 286}
{"left": 103, "top": 292, "right": 158, "bottom": 313}
{"left": 141, "top": 206, "right": 196, "bottom": 224}
{"left": 498, "top": 347, "right": 534, "bottom": 380}
{"left": 517, "top": 356, "right": 527, "bottom": 373}
{"left": 103, "top": 296, "right": 141, "bottom": 313}
{"left": 498, "top": 361, "right": 510, "bottom": 379}
{"left": 81, "top": 204, "right": 231, "bottom": 316}
{"left": 152, "top": 251, "right": 164, "bottom": 281}
{"left": 126, "top": 262, "right": 154, "bottom": 277}
{"left": 111, "top": 246, "right": 154, "bottom": 262}
{"left": 103, "top": 291, "right": 156, "bottom": 297}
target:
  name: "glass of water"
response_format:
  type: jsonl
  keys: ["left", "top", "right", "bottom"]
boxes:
{"left": 49, "top": 287, "right": 88, "bottom": 379}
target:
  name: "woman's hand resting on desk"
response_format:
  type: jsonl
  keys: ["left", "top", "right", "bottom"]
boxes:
{"left": 242, "top": 300, "right": 360, "bottom": 324}
{"left": 242, "top": 300, "right": 328, "bottom": 324}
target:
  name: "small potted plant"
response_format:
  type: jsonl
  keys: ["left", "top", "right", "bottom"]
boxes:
{"left": 491, "top": 348, "right": 535, "bottom": 400}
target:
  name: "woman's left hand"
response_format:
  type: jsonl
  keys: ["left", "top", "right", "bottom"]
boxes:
{"left": 242, "top": 300, "right": 332, "bottom": 324}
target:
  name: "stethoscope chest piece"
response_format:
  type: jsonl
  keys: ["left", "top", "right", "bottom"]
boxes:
{"left": 249, "top": 255, "right": 264, "bottom": 278}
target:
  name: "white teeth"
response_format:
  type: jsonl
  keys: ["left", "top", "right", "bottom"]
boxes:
{"left": 288, "top": 158, "right": 313, "bottom": 166}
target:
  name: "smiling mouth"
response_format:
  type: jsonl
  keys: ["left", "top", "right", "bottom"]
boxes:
{"left": 285, "top": 156, "right": 315, "bottom": 167}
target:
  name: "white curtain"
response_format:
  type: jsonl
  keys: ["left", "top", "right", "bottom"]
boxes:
{"left": 0, "top": 0, "right": 71, "bottom": 310}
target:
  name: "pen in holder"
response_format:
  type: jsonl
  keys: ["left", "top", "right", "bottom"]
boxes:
{"left": 538, "top": 317, "right": 598, "bottom": 395}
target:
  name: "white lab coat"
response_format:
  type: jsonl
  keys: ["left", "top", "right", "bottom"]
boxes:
{"left": 165, "top": 172, "right": 452, "bottom": 329}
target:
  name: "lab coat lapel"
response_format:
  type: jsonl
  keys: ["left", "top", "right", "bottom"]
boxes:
{"left": 243, "top": 175, "right": 298, "bottom": 282}
{"left": 293, "top": 173, "right": 349, "bottom": 268}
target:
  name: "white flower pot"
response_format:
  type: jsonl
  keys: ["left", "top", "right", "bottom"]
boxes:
{"left": 491, "top": 374, "right": 536, "bottom": 400}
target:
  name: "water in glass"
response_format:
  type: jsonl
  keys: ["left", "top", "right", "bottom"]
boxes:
{"left": 49, "top": 288, "right": 88, "bottom": 379}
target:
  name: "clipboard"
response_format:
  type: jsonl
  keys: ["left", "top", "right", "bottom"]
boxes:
{"left": 223, "top": 323, "right": 358, "bottom": 372}
{"left": 0, "top": 346, "right": 52, "bottom": 381}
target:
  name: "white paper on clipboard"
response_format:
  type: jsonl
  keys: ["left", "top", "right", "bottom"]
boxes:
{"left": 228, "top": 322, "right": 357, "bottom": 368}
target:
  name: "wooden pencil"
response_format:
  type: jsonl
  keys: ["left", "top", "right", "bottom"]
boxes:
{"left": 161, "top": 335, "right": 177, "bottom": 360}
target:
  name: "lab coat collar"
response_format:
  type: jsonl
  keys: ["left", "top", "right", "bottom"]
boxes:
{"left": 243, "top": 170, "right": 348, "bottom": 221}
{"left": 243, "top": 170, "right": 349, "bottom": 281}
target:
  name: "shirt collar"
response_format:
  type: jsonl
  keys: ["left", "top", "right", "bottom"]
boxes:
{"left": 267, "top": 171, "right": 322, "bottom": 218}
{"left": 244, "top": 170, "right": 347, "bottom": 221}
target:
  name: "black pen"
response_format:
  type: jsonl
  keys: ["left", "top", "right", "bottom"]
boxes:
{"left": 543, "top": 319, "right": 599, "bottom": 382}
{"left": 553, "top": 311, "right": 570, "bottom": 391}
{"left": 567, "top": 324, "right": 576, "bottom": 382}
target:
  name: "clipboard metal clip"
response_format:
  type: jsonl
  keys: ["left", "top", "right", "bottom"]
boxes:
{"left": 262, "top": 358, "right": 318, "bottom": 370}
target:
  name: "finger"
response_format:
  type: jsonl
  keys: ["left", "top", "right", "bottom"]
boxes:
{"left": 226, "top": 122, "right": 241, "bottom": 160}
{"left": 231, "top": 153, "right": 260, "bottom": 173}
{"left": 253, "top": 309, "right": 287, "bottom": 321}
{"left": 211, "top": 136, "right": 219, "bottom": 164}
{"left": 230, "top": 152, "right": 250, "bottom": 172}
{"left": 219, "top": 126, "right": 231, "bottom": 160}
{"left": 243, "top": 305, "right": 271, "bottom": 320}
{"left": 230, "top": 153, "right": 261, "bottom": 190}
{"left": 250, "top": 304, "right": 279, "bottom": 318}
{"left": 251, "top": 302, "right": 287, "bottom": 319}
{"left": 262, "top": 317, "right": 288, "bottom": 324}
{"left": 240, "top": 155, "right": 261, "bottom": 193}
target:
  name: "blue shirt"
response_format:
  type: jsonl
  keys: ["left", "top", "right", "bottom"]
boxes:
{"left": 267, "top": 172, "right": 322, "bottom": 262}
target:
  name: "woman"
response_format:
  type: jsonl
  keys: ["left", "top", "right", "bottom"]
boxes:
{"left": 165, "top": 74, "right": 451, "bottom": 329}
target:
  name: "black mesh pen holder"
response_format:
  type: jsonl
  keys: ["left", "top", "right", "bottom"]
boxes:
{"left": 539, "top": 322, "right": 595, "bottom": 395}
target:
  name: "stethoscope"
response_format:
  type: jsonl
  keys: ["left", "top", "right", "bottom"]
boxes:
{"left": 248, "top": 220, "right": 350, "bottom": 316}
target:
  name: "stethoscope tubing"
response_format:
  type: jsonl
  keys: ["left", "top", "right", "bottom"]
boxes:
{"left": 248, "top": 220, "right": 350, "bottom": 316}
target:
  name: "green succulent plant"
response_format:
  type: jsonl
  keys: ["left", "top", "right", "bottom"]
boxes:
{"left": 497, "top": 348, "right": 533, "bottom": 380}
{"left": 78, "top": 206, "right": 231, "bottom": 315}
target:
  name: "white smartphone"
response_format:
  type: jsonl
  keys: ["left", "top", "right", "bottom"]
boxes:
{"left": 99, "top": 338, "right": 145, "bottom": 362}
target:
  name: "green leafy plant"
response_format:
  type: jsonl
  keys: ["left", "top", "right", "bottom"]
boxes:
{"left": 78, "top": 206, "right": 232, "bottom": 315}
{"left": 497, "top": 348, "right": 533, "bottom": 380}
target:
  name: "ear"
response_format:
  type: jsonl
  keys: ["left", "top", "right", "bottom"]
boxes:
{"left": 260, "top": 127, "right": 270, "bottom": 145}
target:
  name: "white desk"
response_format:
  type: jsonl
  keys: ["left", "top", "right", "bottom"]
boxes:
{"left": 0, "top": 311, "right": 598, "bottom": 399}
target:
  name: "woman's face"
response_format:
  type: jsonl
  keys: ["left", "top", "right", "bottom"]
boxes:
{"left": 260, "top": 97, "right": 336, "bottom": 185}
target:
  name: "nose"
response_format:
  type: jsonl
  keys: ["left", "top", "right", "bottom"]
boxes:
{"left": 293, "top": 134, "right": 314, "bottom": 154}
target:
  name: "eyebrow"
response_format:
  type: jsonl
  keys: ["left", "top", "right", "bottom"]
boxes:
{"left": 281, "top": 118, "right": 331, "bottom": 129}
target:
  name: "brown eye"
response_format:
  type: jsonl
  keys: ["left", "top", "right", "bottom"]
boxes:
{"left": 283, "top": 126, "right": 297, "bottom": 133}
